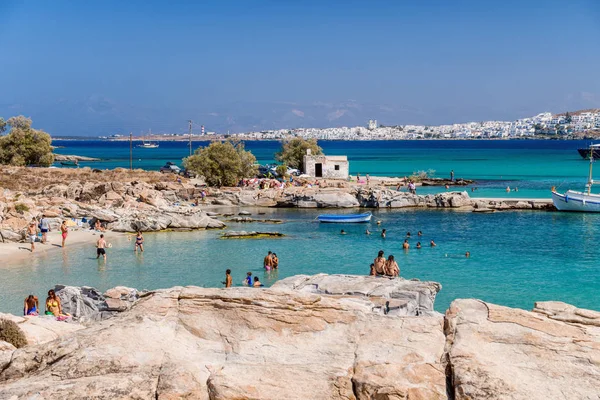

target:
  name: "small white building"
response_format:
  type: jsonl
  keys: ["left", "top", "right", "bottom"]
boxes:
{"left": 368, "top": 119, "right": 378, "bottom": 130}
{"left": 303, "top": 149, "right": 349, "bottom": 179}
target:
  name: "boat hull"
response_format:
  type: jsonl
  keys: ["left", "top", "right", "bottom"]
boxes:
{"left": 552, "top": 191, "right": 600, "bottom": 212}
{"left": 317, "top": 212, "right": 372, "bottom": 223}
{"left": 577, "top": 148, "right": 600, "bottom": 160}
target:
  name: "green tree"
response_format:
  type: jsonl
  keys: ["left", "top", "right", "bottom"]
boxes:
{"left": 183, "top": 140, "right": 257, "bottom": 187}
{"left": 0, "top": 118, "right": 6, "bottom": 134}
{"left": 275, "top": 164, "right": 288, "bottom": 178}
{"left": 275, "top": 137, "right": 323, "bottom": 171}
{"left": 0, "top": 116, "right": 54, "bottom": 167}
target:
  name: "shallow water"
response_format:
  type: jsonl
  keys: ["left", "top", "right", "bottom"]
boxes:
{"left": 3, "top": 208, "right": 599, "bottom": 315}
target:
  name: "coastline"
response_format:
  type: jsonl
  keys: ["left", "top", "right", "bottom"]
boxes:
{"left": 0, "top": 229, "right": 127, "bottom": 265}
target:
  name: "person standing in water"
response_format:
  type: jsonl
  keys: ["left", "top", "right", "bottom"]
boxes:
{"left": 27, "top": 221, "right": 37, "bottom": 252}
{"left": 134, "top": 231, "right": 144, "bottom": 253}
{"left": 224, "top": 269, "right": 232, "bottom": 288}
{"left": 253, "top": 276, "right": 264, "bottom": 287}
{"left": 381, "top": 229, "right": 386, "bottom": 238}
{"left": 244, "top": 272, "right": 253, "bottom": 286}
{"left": 430, "top": 240, "right": 436, "bottom": 247}
{"left": 403, "top": 239, "right": 410, "bottom": 250}
{"left": 96, "top": 234, "right": 107, "bottom": 261}
{"left": 264, "top": 251, "right": 273, "bottom": 271}
{"left": 60, "top": 221, "right": 68, "bottom": 248}
{"left": 272, "top": 253, "right": 279, "bottom": 269}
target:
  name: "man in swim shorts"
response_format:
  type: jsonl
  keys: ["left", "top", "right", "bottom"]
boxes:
{"left": 97, "top": 234, "right": 107, "bottom": 261}
{"left": 264, "top": 251, "right": 273, "bottom": 271}
{"left": 39, "top": 214, "right": 50, "bottom": 244}
{"left": 27, "top": 221, "right": 37, "bottom": 252}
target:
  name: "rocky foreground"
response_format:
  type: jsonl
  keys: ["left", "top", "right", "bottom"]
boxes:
{"left": 0, "top": 274, "right": 598, "bottom": 399}
{"left": 0, "top": 166, "right": 554, "bottom": 242}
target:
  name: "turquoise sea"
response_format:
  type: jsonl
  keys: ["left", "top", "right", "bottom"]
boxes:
{"left": 54, "top": 139, "right": 599, "bottom": 199}
{"left": 2, "top": 140, "right": 598, "bottom": 315}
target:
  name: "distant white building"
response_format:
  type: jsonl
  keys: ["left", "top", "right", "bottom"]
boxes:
{"left": 368, "top": 119, "right": 378, "bottom": 130}
{"left": 303, "top": 149, "right": 349, "bottom": 179}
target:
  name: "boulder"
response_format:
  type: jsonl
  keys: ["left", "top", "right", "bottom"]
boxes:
{"left": 0, "top": 286, "right": 447, "bottom": 399}
{"left": 444, "top": 299, "right": 600, "bottom": 400}
{"left": 55, "top": 285, "right": 140, "bottom": 324}
{"left": 0, "top": 313, "right": 84, "bottom": 346}
{"left": 272, "top": 274, "right": 442, "bottom": 316}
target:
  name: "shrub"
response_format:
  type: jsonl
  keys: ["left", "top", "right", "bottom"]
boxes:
{"left": 14, "top": 203, "right": 29, "bottom": 214}
{"left": 275, "top": 164, "right": 288, "bottom": 178}
{"left": 0, "top": 116, "right": 54, "bottom": 167}
{"left": 410, "top": 169, "right": 436, "bottom": 181}
{"left": 183, "top": 140, "right": 257, "bottom": 187}
{"left": 275, "top": 138, "right": 323, "bottom": 172}
{"left": 0, "top": 319, "right": 28, "bottom": 348}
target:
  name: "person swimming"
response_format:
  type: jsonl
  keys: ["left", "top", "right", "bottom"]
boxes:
{"left": 381, "top": 229, "right": 386, "bottom": 238}
{"left": 365, "top": 229, "right": 371, "bottom": 235}
{"left": 406, "top": 232, "right": 411, "bottom": 238}
{"left": 416, "top": 242, "right": 422, "bottom": 249}
{"left": 465, "top": 251, "right": 470, "bottom": 258}
{"left": 340, "top": 229, "right": 346, "bottom": 235}
{"left": 253, "top": 276, "right": 264, "bottom": 287}
{"left": 430, "top": 240, "right": 437, "bottom": 247}
{"left": 417, "top": 231, "right": 422, "bottom": 237}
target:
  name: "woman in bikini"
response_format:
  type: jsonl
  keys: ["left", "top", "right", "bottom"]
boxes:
{"left": 45, "top": 290, "right": 63, "bottom": 316}
{"left": 60, "top": 220, "right": 68, "bottom": 248}
{"left": 373, "top": 250, "right": 386, "bottom": 276}
{"left": 134, "top": 231, "right": 144, "bottom": 253}
{"left": 384, "top": 255, "right": 399, "bottom": 277}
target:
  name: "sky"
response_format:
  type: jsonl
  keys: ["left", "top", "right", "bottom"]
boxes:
{"left": 1, "top": 0, "right": 600, "bottom": 136}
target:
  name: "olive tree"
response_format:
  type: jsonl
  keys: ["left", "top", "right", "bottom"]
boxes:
{"left": 0, "top": 116, "right": 54, "bottom": 167}
{"left": 183, "top": 140, "right": 257, "bottom": 187}
{"left": 275, "top": 137, "right": 322, "bottom": 172}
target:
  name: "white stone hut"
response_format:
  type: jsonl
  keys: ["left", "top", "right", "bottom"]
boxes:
{"left": 303, "top": 149, "right": 349, "bottom": 179}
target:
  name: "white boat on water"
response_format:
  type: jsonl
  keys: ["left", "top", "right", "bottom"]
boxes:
{"left": 317, "top": 212, "right": 372, "bottom": 223}
{"left": 137, "top": 140, "right": 159, "bottom": 149}
{"left": 552, "top": 144, "right": 600, "bottom": 212}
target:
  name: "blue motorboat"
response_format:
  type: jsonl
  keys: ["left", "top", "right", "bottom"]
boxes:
{"left": 317, "top": 212, "right": 372, "bottom": 223}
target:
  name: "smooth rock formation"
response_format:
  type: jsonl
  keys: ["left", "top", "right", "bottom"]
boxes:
{"left": 444, "top": 299, "right": 600, "bottom": 400}
{"left": 0, "top": 313, "right": 84, "bottom": 346}
{"left": 0, "top": 285, "right": 447, "bottom": 399}
{"left": 273, "top": 274, "right": 442, "bottom": 316}
{"left": 55, "top": 285, "right": 139, "bottom": 324}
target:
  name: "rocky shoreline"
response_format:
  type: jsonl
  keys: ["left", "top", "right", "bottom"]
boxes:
{"left": 0, "top": 167, "right": 554, "bottom": 243}
{"left": 0, "top": 274, "right": 597, "bottom": 399}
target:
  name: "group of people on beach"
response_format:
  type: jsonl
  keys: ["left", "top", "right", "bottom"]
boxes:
{"left": 23, "top": 289, "right": 69, "bottom": 320}
{"left": 26, "top": 216, "right": 70, "bottom": 252}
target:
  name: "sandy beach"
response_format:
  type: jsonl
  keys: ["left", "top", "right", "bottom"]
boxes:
{"left": 0, "top": 229, "right": 127, "bottom": 264}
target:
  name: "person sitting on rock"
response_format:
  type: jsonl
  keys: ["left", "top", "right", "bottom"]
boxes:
{"left": 253, "top": 276, "right": 264, "bottom": 287}
{"left": 369, "top": 263, "right": 376, "bottom": 276}
{"left": 24, "top": 295, "right": 39, "bottom": 316}
{"left": 384, "top": 255, "right": 399, "bottom": 277}
{"left": 45, "top": 290, "right": 63, "bottom": 316}
{"left": 373, "top": 250, "right": 386, "bottom": 276}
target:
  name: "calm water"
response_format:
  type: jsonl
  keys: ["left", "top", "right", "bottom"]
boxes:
{"left": 2, "top": 208, "right": 599, "bottom": 315}
{"left": 54, "top": 139, "right": 597, "bottom": 198}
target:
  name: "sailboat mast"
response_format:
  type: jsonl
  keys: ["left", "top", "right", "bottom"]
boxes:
{"left": 588, "top": 146, "right": 594, "bottom": 195}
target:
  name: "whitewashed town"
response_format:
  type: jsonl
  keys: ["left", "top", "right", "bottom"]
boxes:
{"left": 237, "top": 110, "right": 600, "bottom": 140}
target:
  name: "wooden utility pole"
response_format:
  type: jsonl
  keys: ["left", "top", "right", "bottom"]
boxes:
{"left": 188, "top": 120, "right": 193, "bottom": 157}
{"left": 129, "top": 132, "right": 133, "bottom": 170}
